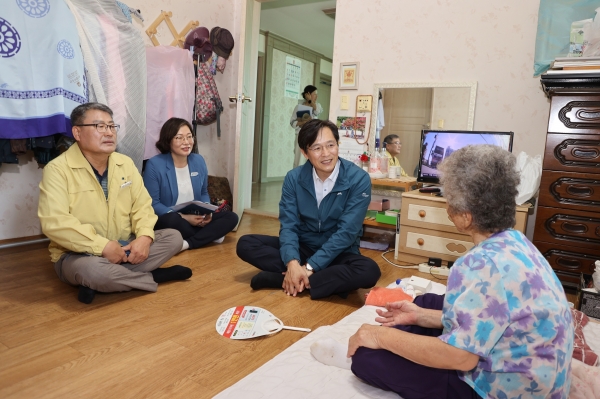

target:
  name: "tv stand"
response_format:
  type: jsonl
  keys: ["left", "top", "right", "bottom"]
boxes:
{"left": 396, "top": 189, "right": 530, "bottom": 264}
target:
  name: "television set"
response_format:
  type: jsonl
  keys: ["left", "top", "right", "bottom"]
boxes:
{"left": 416, "top": 130, "right": 514, "bottom": 184}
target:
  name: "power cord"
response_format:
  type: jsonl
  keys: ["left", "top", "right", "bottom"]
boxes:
{"left": 380, "top": 250, "right": 419, "bottom": 269}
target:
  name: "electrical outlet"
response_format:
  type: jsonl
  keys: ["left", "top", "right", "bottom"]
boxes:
{"left": 357, "top": 95, "right": 372, "bottom": 112}
{"left": 418, "top": 263, "right": 450, "bottom": 276}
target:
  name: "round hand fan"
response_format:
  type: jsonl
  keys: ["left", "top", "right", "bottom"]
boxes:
{"left": 216, "top": 306, "right": 311, "bottom": 339}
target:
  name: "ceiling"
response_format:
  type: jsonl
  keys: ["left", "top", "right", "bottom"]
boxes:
{"left": 260, "top": 0, "right": 336, "bottom": 59}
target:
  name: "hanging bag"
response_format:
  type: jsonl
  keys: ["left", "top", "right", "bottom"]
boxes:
{"left": 195, "top": 60, "right": 224, "bottom": 136}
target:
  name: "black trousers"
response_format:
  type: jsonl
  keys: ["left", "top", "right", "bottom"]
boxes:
{"left": 236, "top": 234, "right": 381, "bottom": 299}
{"left": 155, "top": 211, "right": 238, "bottom": 249}
{"left": 351, "top": 294, "right": 480, "bottom": 399}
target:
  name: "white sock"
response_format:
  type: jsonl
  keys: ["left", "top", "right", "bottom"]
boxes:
{"left": 310, "top": 337, "right": 352, "bottom": 370}
{"left": 180, "top": 240, "right": 190, "bottom": 252}
{"left": 213, "top": 236, "right": 225, "bottom": 244}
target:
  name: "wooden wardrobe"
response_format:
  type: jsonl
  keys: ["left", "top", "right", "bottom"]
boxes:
{"left": 533, "top": 77, "right": 600, "bottom": 288}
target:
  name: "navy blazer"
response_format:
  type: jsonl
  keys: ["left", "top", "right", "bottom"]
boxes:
{"left": 143, "top": 153, "right": 210, "bottom": 216}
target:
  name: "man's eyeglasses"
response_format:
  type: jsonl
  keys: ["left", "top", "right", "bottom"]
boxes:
{"left": 174, "top": 135, "right": 194, "bottom": 143}
{"left": 308, "top": 142, "right": 337, "bottom": 154}
{"left": 388, "top": 142, "right": 402, "bottom": 146}
{"left": 75, "top": 123, "right": 120, "bottom": 133}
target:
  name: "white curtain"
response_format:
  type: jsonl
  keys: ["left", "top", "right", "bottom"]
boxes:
{"left": 65, "top": 0, "right": 147, "bottom": 171}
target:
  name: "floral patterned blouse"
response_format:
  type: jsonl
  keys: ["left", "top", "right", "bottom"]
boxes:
{"left": 439, "top": 229, "right": 574, "bottom": 399}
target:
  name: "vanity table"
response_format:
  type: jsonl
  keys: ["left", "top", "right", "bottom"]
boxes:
{"left": 396, "top": 189, "right": 530, "bottom": 264}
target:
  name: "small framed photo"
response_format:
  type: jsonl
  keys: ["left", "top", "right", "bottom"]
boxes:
{"left": 339, "top": 62, "right": 359, "bottom": 90}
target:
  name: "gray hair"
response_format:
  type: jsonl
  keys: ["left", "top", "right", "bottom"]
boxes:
{"left": 438, "top": 145, "right": 520, "bottom": 234}
{"left": 70, "top": 102, "right": 113, "bottom": 126}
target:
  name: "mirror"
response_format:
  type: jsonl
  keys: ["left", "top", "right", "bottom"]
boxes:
{"left": 369, "top": 82, "right": 477, "bottom": 177}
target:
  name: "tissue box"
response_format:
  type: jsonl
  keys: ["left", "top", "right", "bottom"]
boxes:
{"left": 407, "top": 276, "right": 432, "bottom": 293}
{"left": 579, "top": 274, "right": 600, "bottom": 320}
{"left": 369, "top": 199, "right": 390, "bottom": 211}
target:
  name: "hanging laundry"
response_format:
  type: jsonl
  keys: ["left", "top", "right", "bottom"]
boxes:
{"left": 10, "top": 139, "right": 28, "bottom": 155}
{"left": 64, "top": 0, "right": 147, "bottom": 171}
{"left": 31, "top": 135, "right": 58, "bottom": 166}
{"left": 145, "top": 46, "right": 195, "bottom": 160}
{"left": 114, "top": 1, "right": 143, "bottom": 23}
{"left": 0, "top": 0, "right": 87, "bottom": 140}
{"left": 0, "top": 140, "right": 19, "bottom": 166}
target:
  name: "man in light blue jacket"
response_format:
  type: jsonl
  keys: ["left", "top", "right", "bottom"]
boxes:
{"left": 237, "top": 119, "right": 380, "bottom": 299}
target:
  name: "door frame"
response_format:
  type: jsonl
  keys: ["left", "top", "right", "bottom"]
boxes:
{"left": 231, "top": 0, "right": 261, "bottom": 224}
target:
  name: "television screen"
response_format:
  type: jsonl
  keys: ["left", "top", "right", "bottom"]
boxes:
{"left": 417, "top": 130, "right": 514, "bottom": 184}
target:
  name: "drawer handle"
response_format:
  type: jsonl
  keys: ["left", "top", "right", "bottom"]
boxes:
{"left": 556, "top": 257, "right": 581, "bottom": 269}
{"left": 419, "top": 210, "right": 426, "bottom": 218}
{"left": 561, "top": 222, "right": 588, "bottom": 234}
{"left": 566, "top": 185, "right": 593, "bottom": 197}
{"left": 446, "top": 242, "right": 467, "bottom": 254}
{"left": 417, "top": 238, "right": 424, "bottom": 246}
{"left": 572, "top": 148, "right": 599, "bottom": 159}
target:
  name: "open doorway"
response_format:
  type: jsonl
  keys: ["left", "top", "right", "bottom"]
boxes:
{"left": 249, "top": 0, "right": 336, "bottom": 215}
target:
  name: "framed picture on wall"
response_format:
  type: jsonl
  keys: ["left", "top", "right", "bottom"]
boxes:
{"left": 339, "top": 62, "right": 359, "bottom": 90}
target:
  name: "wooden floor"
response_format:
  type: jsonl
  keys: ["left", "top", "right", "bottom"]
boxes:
{"left": 0, "top": 214, "right": 429, "bottom": 399}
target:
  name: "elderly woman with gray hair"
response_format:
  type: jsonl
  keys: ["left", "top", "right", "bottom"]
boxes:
{"left": 342, "top": 145, "right": 574, "bottom": 399}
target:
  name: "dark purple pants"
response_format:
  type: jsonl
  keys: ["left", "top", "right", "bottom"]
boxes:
{"left": 351, "top": 294, "right": 480, "bottom": 399}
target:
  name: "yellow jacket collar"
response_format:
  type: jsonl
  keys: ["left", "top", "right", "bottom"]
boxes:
{"left": 65, "top": 142, "right": 124, "bottom": 170}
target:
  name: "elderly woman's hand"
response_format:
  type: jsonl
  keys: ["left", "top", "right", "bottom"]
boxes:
{"left": 347, "top": 324, "right": 382, "bottom": 357}
{"left": 375, "top": 300, "right": 421, "bottom": 327}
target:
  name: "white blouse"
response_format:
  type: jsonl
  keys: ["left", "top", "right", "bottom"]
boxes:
{"left": 175, "top": 165, "right": 194, "bottom": 205}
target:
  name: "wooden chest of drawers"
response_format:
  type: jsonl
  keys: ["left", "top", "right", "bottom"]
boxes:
{"left": 397, "top": 190, "right": 529, "bottom": 264}
{"left": 533, "top": 85, "right": 600, "bottom": 287}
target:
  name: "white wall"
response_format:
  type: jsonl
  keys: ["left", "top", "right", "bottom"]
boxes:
{"left": 332, "top": 0, "right": 549, "bottom": 237}
{"left": 0, "top": 0, "right": 241, "bottom": 241}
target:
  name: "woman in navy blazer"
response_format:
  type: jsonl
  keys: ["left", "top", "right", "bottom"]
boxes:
{"left": 143, "top": 118, "right": 238, "bottom": 251}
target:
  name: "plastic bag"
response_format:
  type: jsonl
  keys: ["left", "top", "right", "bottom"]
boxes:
{"left": 515, "top": 151, "right": 542, "bottom": 205}
{"left": 584, "top": 8, "right": 600, "bottom": 57}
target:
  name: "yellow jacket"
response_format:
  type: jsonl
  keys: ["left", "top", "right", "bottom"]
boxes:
{"left": 385, "top": 151, "right": 408, "bottom": 177}
{"left": 38, "top": 143, "right": 157, "bottom": 263}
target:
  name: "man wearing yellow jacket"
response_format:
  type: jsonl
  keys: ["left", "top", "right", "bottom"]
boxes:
{"left": 38, "top": 103, "right": 191, "bottom": 304}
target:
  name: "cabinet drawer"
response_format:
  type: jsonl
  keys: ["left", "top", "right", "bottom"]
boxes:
{"left": 538, "top": 170, "right": 600, "bottom": 211}
{"left": 399, "top": 226, "right": 474, "bottom": 262}
{"left": 401, "top": 197, "right": 458, "bottom": 234}
{"left": 401, "top": 193, "right": 529, "bottom": 234}
{"left": 549, "top": 95, "right": 600, "bottom": 135}
{"left": 543, "top": 133, "right": 600, "bottom": 173}
{"left": 533, "top": 240, "right": 598, "bottom": 275}
{"left": 533, "top": 206, "right": 600, "bottom": 251}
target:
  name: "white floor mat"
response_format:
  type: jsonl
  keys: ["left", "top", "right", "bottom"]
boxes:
{"left": 215, "top": 286, "right": 600, "bottom": 399}
{"left": 214, "top": 304, "right": 398, "bottom": 399}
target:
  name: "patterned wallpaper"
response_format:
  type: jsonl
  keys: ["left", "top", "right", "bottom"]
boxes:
{"left": 431, "top": 87, "right": 472, "bottom": 130}
{"left": 333, "top": 0, "right": 548, "bottom": 157}
{"left": 0, "top": 0, "right": 240, "bottom": 240}
{"left": 0, "top": 155, "right": 43, "bottom": 239}
{"left": 265, "top": 49, "right": 314, "bottom": 179}
{"left": 332, "top": 0, "right": 549, "bottom": 237}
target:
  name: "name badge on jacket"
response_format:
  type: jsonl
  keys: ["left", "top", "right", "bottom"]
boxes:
{"left": 190, "top": 172, "right": 199, "bottom": 177}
